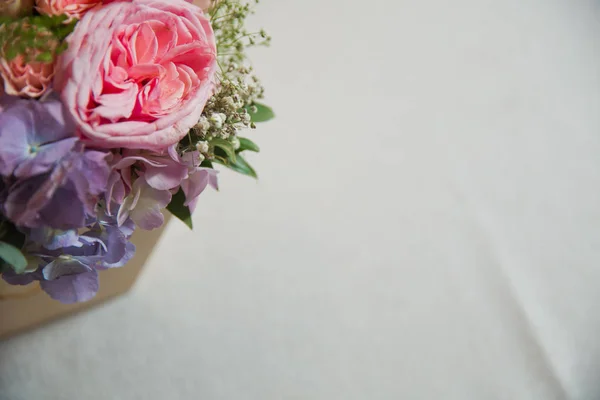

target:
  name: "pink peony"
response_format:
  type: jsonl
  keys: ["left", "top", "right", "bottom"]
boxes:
{"left": 55, "top": 0, "right": 217, "bottom": 151}
{"left": 35, "top": 0, "right": 102, "bottom": 20}
{"left": 0, "top": 55, "right": 54, "bottom": 98}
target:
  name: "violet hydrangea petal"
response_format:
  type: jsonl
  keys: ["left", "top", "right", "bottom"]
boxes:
{"left": 0, "top": 105, "right": 35, "bottom": 176}
{"left": 105, "top": 171, "right": 126, "bottom": 215}
{"left": 179, "top": 150, "right": 203, "bottom": 168}
{"left": 4, "top": 149, "right": 109, "bottom": 230}
{"left": 67, "top": 148, "right": 110, "bottom": 214}
{"left": 132, "top": 205, "right": 165, "bottom": 230}
{"left": 119, "top": 177, "right": 171, "bottom": 230}
{"left": 144, "top": 157, "right": 188, "bottom": 190}
{"left": 105, "top": 241, "right": 135, "bottom": 268}
{"left": 30, "top": 98, "right": 75, "bottom": 143}
{"left": 113, "top": 155, "right": 165, "bottom": 170}
{"left": 38, "top": 184, "right": 87, "bottom": 229}
{"left": 97, "top": 206, "right": 136, "bottom": 238}
{"left": 0, "top": 99, "right": 75, "bottom": 178}
{"left": 180, "top": 169, "right": 209, "bottom": 208}
{"left": 85, "top": 225, "right": 127, "bottom": 266}
{"left": 0, "top": 92, "right": 19, "bottom": 112}
{"left": 42, "top": 257, "right": 90, "bottom": 280}
{"left": 13, "top": 137, "right": 78, "bottom": 179}
{"left": 29, "top": 227, "right": 82, "bottom": 250}
{"left": 2, "top": 268, "right": 39, "bottom": 286}
{"left": 118, "top": 218, "right": 136, "bottom": 238}
{"left": 74, "top": 150, "right": 111, "bottom": 196}
{"left": 40, "top": 269, "right": 99, "bottom": 304}
{"left": 4, "top": 174, "right": 55, "bottom": 227}
{"left": 180, "top": 168, "right": 218, "bottom": 213}
{"left": 130, "top": 183, "right": 172, "bottom": 230}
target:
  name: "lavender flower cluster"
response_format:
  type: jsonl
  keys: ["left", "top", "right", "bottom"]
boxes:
{"left": 0, "top": 96, "right": 218, "bottom": 303}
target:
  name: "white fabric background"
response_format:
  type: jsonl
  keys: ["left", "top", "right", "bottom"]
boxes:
{"left": 1, "top": 0, "right": 600, "bottom": 399}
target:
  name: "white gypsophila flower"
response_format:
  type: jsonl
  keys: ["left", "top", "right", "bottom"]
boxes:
{"left": 223, "top": 96, "right": 239, "bottom": 111}
{"left": 197, "top": 116, "right": 210, "bottom": 133}
{"left": 240, "top": 112, "right": 251, "bottom": 124}
{"left": 233, "top": 95, "right": 243, "bottom": 109}
{"left": 230, "top": 137, "right": 240, "bottom": 150}
{"left": 209, "top": 113, "right": 224, "bottom": 129}
{"left": 196, "top": 141, "right": 209, "bottom": 153}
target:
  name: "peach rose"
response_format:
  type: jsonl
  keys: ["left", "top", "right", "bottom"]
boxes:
{"left": 35, "top": 0, "right": 102, "bottom": 20}
{"left": 0, "top": 55, "right": 54, "bottom": 98}
{"left": 0, "top": 22, "right": 56, "bottom": 98}
{"left": 55, "top": 0, "right": 217, "bottom": 150}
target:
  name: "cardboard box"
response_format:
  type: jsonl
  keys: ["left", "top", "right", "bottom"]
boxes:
{"left": 0, "top": 219, "right": 170, "bottom": 339}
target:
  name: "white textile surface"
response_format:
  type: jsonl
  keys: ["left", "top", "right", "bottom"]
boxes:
{"left": 1, "top": 0, "right": 600, "bottom": 399}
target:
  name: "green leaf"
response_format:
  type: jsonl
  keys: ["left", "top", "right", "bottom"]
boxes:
{"left": 166, "top": 189, "right": 193, "bottom": 230}
{"left": 200, "top": 159, "right": 213, "bottom": 168}
{"left": 210, "top": 137, "right": 236, "bottom": 162}
{"left": 237, "top": 137, "right": 260, "bottom": 153}
{"left": 35, "top": 52, "right": 53, "bottom": 62}
{"left": 215, "top": 154, "right": 257, "bottom": 178}
{"left": 56, "top": 41, "right": 68, "bottom": 54}
{"left": 246, "top": 102, "right": 275, "bottom": 123}
{"left": 0, "top": 241, "right": 27, "bottom": 274}
{"left": 5, "top": 46, "right": 18, "bottom": 61}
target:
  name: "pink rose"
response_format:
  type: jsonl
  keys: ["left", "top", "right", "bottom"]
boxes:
{"left": 35, "top": 0, "right": 102, "bottom": 20}
{"left": 55, "top": 0, "right": 217, "bottom": 150}
{"left": 0, "top": 56, "right": 54, "bottom": 98}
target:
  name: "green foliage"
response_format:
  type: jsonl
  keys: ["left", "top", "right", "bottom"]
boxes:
{"left": 0, "top": 219, "right": 25, "bottom": 248}
{"left": 210, "top": 135, "right": 258, "bottom": 178}
{"left": 166, "top": 189, "right": 193, "bottom": 230}
{"left": 0, "top": 219, "right": 27, "bottom": 274}
{"left": 237, "top": 137, "right": 260, "bottom": 153}
{"left": 214, "top": 153, "right": 257, "bottom": 178}
{"left": 245, "top": 102, "right": 275, "bottom": 123}
{"left": 210, "top": 137, "right": 237, "bottom": 163}
{"left": 0, "top": 14, "right": 76, "bottom": 62}
{"left": 0, "top": 241, "right": 27, "bottom": 274}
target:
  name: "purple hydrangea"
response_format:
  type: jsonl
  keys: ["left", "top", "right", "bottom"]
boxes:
{"left": 0, "top": 98, "right": 110, "bottom": 229}
{"left": 0, "top": 97, "right": 220, "bottom": 304}
{"left": 2, "top": 214, "right": 136, "bottom": 304}
{"left": 109, "top": 146, "right": 218, "bottom": 230}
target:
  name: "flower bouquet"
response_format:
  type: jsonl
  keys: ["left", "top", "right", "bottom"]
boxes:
{"left": 0, "top": 0, "right": 273, "bottom": 304}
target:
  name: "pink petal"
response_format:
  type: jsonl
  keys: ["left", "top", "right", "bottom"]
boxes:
{"left": 132, "top": 22, "right": 159, "bottom": 64}
{"left": 144, "top": 159, "right": 188, "bottom": 190}
{"left": 129, "top": 179, "right": 171, "bottom": 230}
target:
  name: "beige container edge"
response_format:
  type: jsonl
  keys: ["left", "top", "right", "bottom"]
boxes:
{"left": 0, "top": 217, "right": 170, "bottom": 339}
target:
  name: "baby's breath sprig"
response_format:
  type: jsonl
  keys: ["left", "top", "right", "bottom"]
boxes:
{"left": 182, "top": 0, "right": 272, "bottom": 168}
{"left": 210, "top": 0, "right": 271, "bottom": 54}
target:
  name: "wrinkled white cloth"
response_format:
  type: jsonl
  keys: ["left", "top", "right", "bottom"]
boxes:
{"left": 1, "top": 0, "right": 599, "bottom": 399}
